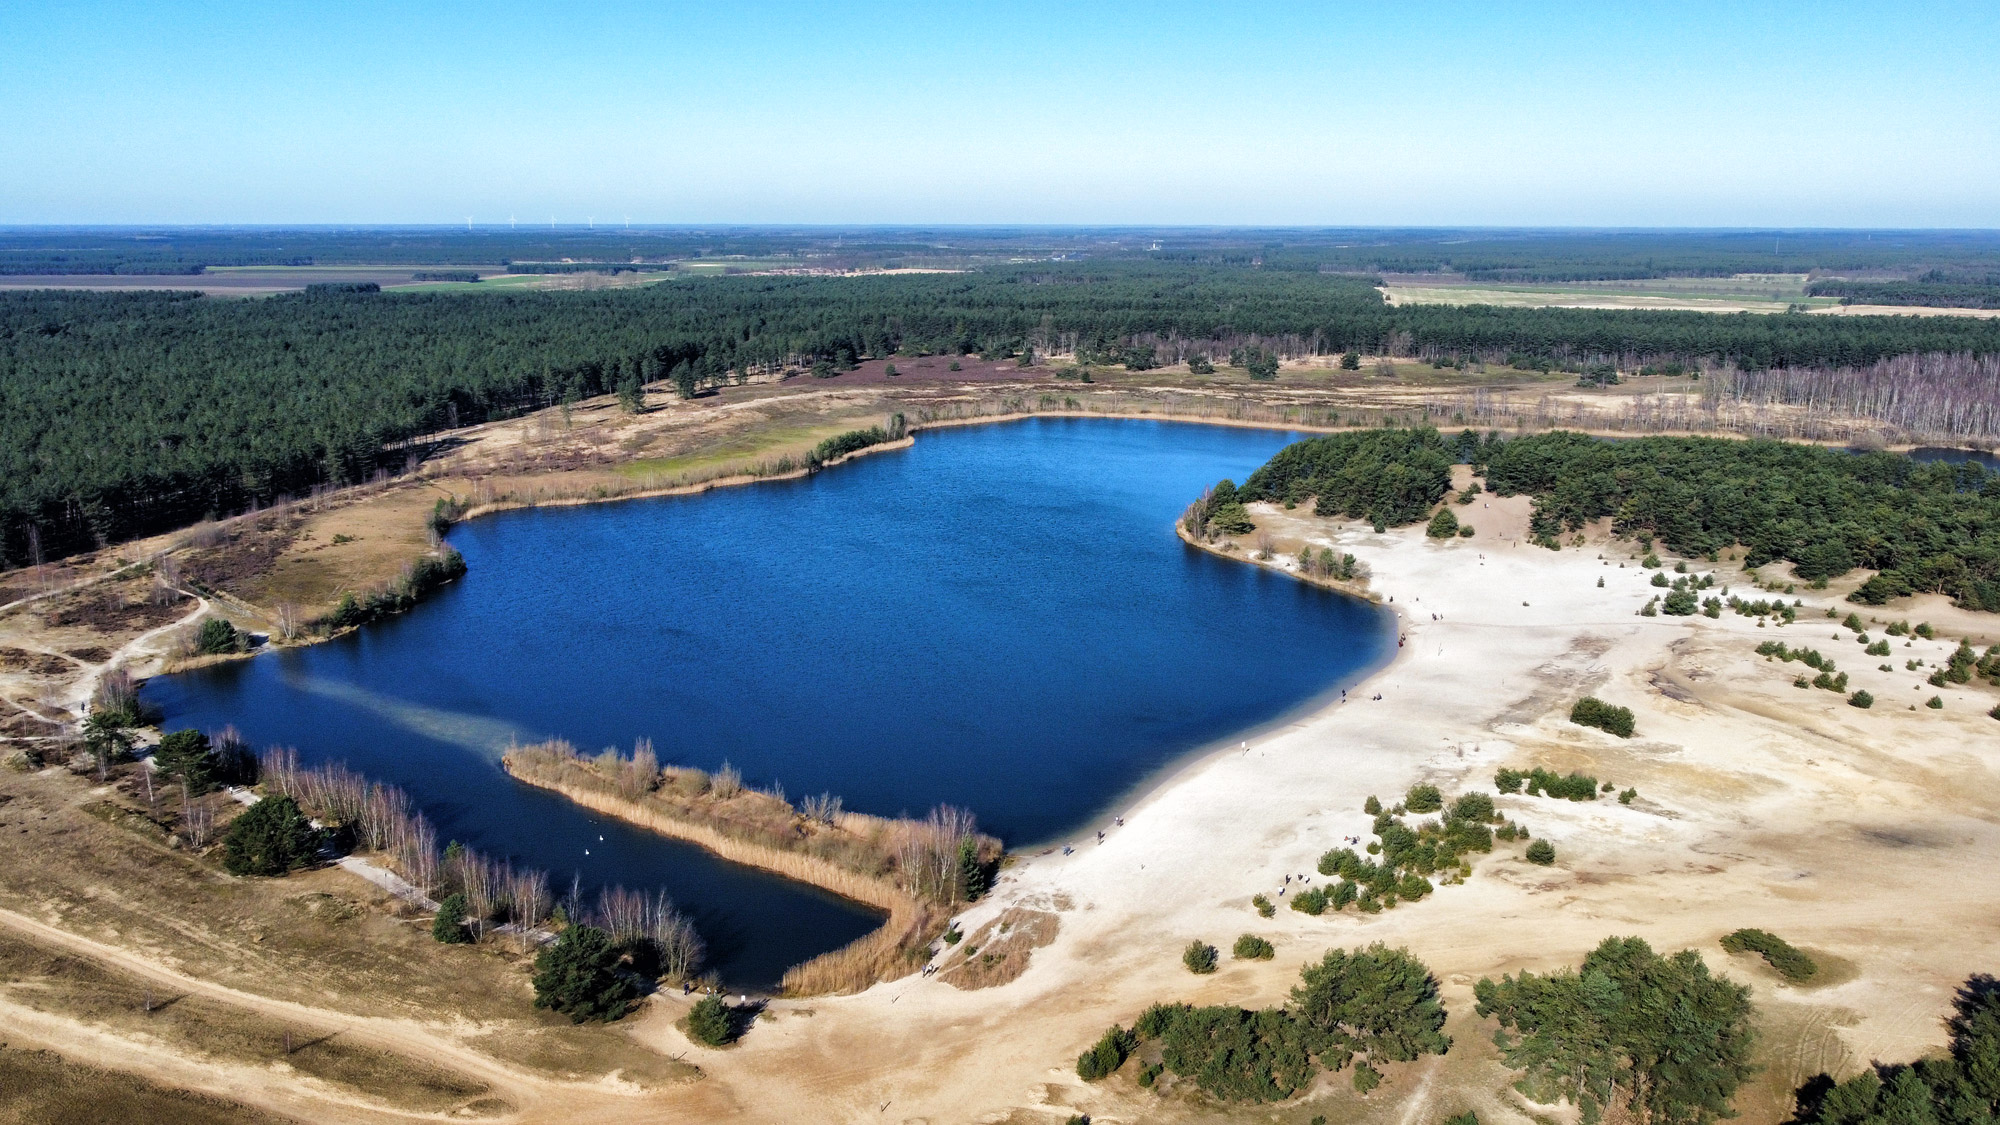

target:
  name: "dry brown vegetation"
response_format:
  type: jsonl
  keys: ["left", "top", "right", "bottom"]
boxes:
{"left": 936, "top": 907, "right": 1061, "bottom": 990}
{"left": 502, "top": 740, "right": 998, "bottom": 996}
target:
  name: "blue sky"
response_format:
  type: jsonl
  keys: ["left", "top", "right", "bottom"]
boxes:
{"left": 2, "top": 1, "right": 1994, "bottom": 226}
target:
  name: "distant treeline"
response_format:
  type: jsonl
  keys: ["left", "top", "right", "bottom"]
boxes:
{"left": 6, "top": 263, "right": 2000, "bottom": 563}
{"left": 412, "top": 270, "right": 480, "bottom": 283}
{"left": 1806, "top": 277, "right": 2000, "bottom": 309}
{"left": 503, "top": 262, "right": 672, "bottom": 275}
{"left": 8, "top": 226, "right": 2000, "bottom": 279}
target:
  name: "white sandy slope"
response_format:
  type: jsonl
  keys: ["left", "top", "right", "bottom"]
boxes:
{"left": 618, "top": 489, "right": 2000, "bottom": 1125}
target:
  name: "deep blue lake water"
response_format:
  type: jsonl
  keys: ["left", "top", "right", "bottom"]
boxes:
{"left": 145, "top": 418, "right": 1394, "bottom": 986}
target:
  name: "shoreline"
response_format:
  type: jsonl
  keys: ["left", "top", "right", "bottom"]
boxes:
{"left": 1005, "top": 525, "right": 1402, "bottom": 856}
{"left": 500, "top": 761, "right": 947, "bottom": 998}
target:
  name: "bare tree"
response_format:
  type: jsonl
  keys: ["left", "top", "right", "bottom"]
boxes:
{"left": 801, "top": 792, "right": 843, "bottom": 826}
{"left": 510, "top": 868, "right": 550, "bottom": 951}
{"left": 180, "top": 780, "right": 213, "bottom": 849}
{"left": 461, "top": 853, "right": 496, "bottom": 941}
{"left": 710, "top": 761, "right": 742, "bottom": 799}
{"left": 897, "top": 805, "right": 977, "bottom": 904}
{"left": 617, "top": 739, "right": 659, "bottom": 800}
{"left": 273, "top": 601, "right": 300, "bottom": 642}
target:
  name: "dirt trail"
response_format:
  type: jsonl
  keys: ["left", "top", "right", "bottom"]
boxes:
{"left": 0, "top": 905, "right": 688, "bottom": 1123}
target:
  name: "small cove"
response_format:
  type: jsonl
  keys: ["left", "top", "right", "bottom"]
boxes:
{"left": 145, "top": 418, "right": 1395, "bottom": 986}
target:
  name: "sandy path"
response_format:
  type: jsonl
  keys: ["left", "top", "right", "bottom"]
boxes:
{"left": 0, "top": 904, "right": 685, "bottom": 1123}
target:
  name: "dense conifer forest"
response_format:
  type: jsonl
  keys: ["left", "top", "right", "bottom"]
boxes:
{"left": 1806, "top": 273, "right": 2000, "bottom": 310}
{"left": 1237, "top": 426, "right": 2000, "bottom": 612}
{"left": 7, "top": 260, "right": 2000, "bottom": 564}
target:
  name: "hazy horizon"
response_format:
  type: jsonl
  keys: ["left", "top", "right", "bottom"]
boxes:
{"left": 5, "top": 2, "right": 1996, "bottom": 229}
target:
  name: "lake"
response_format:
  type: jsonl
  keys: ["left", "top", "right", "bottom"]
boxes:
{"left": 145, "top": 418, "right": 1394, "bottom": 986}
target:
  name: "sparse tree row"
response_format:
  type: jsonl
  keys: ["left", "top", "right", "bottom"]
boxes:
{"left": 8, "top": 263, "right": 2000, "bottom": 562}
{"left": 1721, "top": 352, "right": 2000, "bottom": 440}
{"left": 253, "top": 745, "right": 704, "bottom": 988}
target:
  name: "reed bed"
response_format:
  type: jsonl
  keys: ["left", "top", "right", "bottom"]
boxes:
{"left": 502, "top": 738, "right": 998, "bottom": 995}
{"left": 260, "top": 747, "right": 703, "bottom": 972}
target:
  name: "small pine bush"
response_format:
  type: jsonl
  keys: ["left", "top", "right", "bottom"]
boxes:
{"left": 432, "top": 893, "right": 472, "bottom": 943}
{"left": 1233, "top": 934, "right": 1275, "bottom": 960}
{"left": 1927, "top": 695, "right": 1944, "bottom": 709}
{"left": 1569, "top": 697, "right": 1635, "bottom": 737}
{"left": 1363, "top": 795, "right": 1382, "bottom": 815}
{"left": 1182, "top": 940, "right": 1218, "bottom": 974}
{"left": 1075, "top": 1025, "right": 1136, "bottom": 1080}
{"left": 1848, "top": 690, "right": 1874, "bottom": 709}
{"left": 1525, "top": 839, "right": 1556, "bottom": 866}
{"left": 1405, "top": 784, "right": 1443, "bottom": 813}
{"left": 687, "top": 994, "right": 734, "bottom": 1046}
{"left": 1353, "top": 1062, "right": 1383, "bottom": 1093}
{"left": 1252, "top": 893, "right": 1275, "bottom": 918}
{"left": 1290, "top": 887, "right": 1329, "bottom": 916}
{"left": 1618, "top": 788, "right": 1637, "bottom": 804}
{"left": 1720, "top": 928, "right": 1817, "bottom": 983}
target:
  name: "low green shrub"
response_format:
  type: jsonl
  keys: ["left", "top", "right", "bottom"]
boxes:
{"left": 687, "top": 994, "right": 734, "bottom": 1046}
{"left": 1848, "top": 690, "right": 1874, "bottom": 708}
{"left": 1290, "top": 887, "right": 1329, "bottom": 916}
{"left": 1719, "top": 928, "right": 1817, "bottom": 983}
{"left": 1426, "top": 509, "right": 1460, "bottom": 538}
{"left": 1405, "top": 783, "right": 1443, "bottom": 813}
{"left": 431, "top": 893, "right": 472, "bottom": 943}
{"left": 1252, "top": 893, "right": 1275, "bottom": 918}
{"left": 1183, "top": 940, "right": 1219, "bottom": 974}
{"left": 1570, "top": 697, "right": 1635, "bottom": 737}
{"left": 1449, "top": 791, "right": 1496, "bottom": 822}
{"left": 222, "top": 795, "right": 319, "bottom": 876}
{"left": 196, "top": 616, "right": 245, "bottom": 655}
{"left": 1525, "top": 839, "right": 1556, "bottom": 866}
{"left": 1076, "top": 1025, "right": 1137, "bottom": 1080}
{"left": 1234, "top": 934, "right": 1276, "bottom": 960}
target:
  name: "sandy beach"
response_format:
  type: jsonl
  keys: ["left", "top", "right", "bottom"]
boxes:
{"left": 621, "top": 480, "right": 2000, "bottom": 1125}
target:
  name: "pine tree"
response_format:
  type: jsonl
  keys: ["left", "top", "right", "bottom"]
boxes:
{"left": 532, "top": 924, "right": 637, "bottom": 1023}
{"left": 432, "top": 893, "right": 472, "bottom": 943}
